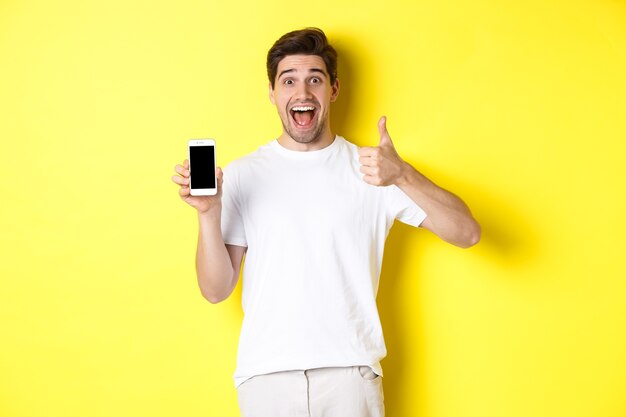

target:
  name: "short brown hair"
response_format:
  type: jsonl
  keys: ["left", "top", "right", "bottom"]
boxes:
{"left": 267, "top": 27, "right": 338, "bottom": 89}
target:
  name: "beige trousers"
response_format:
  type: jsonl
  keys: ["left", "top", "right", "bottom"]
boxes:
{"left": 236, "top": 365, "right": 385, "bottom": 417}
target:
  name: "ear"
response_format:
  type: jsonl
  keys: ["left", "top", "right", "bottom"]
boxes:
{"left": 269, "top": 82, "right": 276, "bottom": 105}
{"left": 330, "top": 78, "right": 340, "bottom": 102}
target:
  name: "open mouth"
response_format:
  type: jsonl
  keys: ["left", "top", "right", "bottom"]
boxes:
{"left": 290, "top": 105, "right": 317, "bottom": 129}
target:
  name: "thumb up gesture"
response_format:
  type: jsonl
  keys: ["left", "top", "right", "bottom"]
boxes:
{"left": 358, "top": 116, "right": 407, "bottom": 186}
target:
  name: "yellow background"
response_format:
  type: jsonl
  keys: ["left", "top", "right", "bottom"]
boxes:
{"left": 1, "top": 0, "right": 625, "bottom": 416}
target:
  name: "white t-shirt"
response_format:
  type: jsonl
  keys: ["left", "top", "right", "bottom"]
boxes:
{"left": 221, "top": 135, "right": 427, "bottom": 389}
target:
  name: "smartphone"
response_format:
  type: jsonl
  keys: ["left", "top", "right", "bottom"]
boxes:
{"left": 188, "top": 139, "right": 217, "bottom": 196}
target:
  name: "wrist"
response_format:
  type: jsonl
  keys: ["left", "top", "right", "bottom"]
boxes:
{"left": 198, "top": 204, "right": 222, "bottom": 221}
{"left": 395, "top": 161, "right": 414, "bottom": 187}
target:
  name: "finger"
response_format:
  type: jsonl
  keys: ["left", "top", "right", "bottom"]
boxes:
{"left": 359, "top": 155, "right": 377, "bottom": 166}
{"left": 359, "top": 165, "right": 376, "bottom": 176}
{"left": 171, "top": 175, "right": 189, "bottom": 186}
{"left": 358, "top": 146, "right": 379, "bottom": 158}
{"left": 362, "top": 174, "right": 382, "bottom": 186}
{"left": 175, "top": 164, "right": 190, "bottom": 177}
{"left": 184, "top": 159, "right": 189, "bottom": 169}
{"left": 362, "top": 174, "right": 376, "bottom": 186}
{"left": 216, "top": 167, "right": 224, "bottom": 193}
{"left": 179, "top": 186, "right": 190, "bottom": 197}
{"left": 378, "top": 116, "right": 393, "bottom": 147}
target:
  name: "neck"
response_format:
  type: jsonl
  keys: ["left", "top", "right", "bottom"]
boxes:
{"left": 277, "top": 125, "right": 335, "bottom": 152}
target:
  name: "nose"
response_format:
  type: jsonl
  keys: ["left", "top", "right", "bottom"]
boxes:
{"left": 295, "top": 82, "right": 313, "bottom": 100}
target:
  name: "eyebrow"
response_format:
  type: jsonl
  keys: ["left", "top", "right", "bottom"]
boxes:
{"left": 278, "top": 68, "right": 327, "bottom": 80}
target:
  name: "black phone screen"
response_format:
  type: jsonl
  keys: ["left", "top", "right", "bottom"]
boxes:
{"left": 189, "top": 145, "right": 216, "bottom": 189}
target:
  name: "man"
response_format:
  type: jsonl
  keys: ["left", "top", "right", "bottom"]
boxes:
{"left": 172, "top": 28, "right": 480, "bottom": 417}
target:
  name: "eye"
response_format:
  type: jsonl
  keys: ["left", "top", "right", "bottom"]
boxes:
{"left": 284, "top": 79, "right": 294, "bottom": 85}
{"left": 310, "top": 77, "right": 321, "bottom": 84}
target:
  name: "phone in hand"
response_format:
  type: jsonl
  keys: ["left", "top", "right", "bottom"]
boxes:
{"left": 188, "top": 139, "right": 217, "bottom": 196}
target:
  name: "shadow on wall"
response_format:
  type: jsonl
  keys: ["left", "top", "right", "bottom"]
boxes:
{"left": 329, "top": 36, "right": 375, "bottom": 142}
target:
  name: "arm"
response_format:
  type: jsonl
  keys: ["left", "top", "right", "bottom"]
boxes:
{"left": 196, "top": 210, "right": 246, "bottom": 303}
{"left": 395, "top": 163, "right": 481, "bottom": 248}
{"left": 172, "top": 160, "right": 246, "bottom": 303}
{"left": 359, "top": 116, "right": 481, "bottom": 248}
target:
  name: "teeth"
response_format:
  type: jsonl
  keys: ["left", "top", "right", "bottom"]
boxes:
{"left": 292, "top": 106, "right": 315, "bottom": 112}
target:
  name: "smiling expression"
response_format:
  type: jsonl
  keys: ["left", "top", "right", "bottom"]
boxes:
{"left": 269, "top": 54, "right": 339, "bottom": 148}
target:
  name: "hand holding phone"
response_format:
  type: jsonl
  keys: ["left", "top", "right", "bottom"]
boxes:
{"left": 171, "top": 139, "right": 221, "bottom": 214}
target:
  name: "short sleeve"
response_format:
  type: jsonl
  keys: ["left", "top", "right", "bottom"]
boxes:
{"left": 220, "top": 165, "right": 248, "bottom": 247}
{"left": 386, "top": 184, "right": 427, "bottom": 227}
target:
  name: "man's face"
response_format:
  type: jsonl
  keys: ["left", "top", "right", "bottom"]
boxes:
{"left": 269, "top": 54, "right": 339, "bottom": 144}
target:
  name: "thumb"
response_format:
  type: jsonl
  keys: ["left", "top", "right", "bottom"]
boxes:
{"left": 216, "top": 166, "right": 224, "bottom": 194}
{"left": 378, "top": 116, "right": 393, "bottom": 147}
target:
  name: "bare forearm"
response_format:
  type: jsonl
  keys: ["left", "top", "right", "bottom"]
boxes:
{"left": 196, "top": 208, "right": 235, "bottom": 303}
{"left": 396, "top": 162, "right": 481, "bottom": 248}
